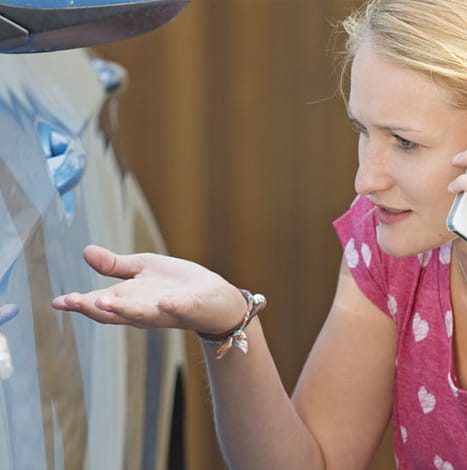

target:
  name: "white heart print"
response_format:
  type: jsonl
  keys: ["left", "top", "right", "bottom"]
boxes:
{"left": 388, "top": 295, "right": 398, "bottom": 319}
{"left": 418, "top": 386, "right": 436, "bottom": 414}
{"left": 412, "top": 313, "right": 429, "bottom": 342}
{"left": 418, "top": 250, "right": 432, "bottom": 267}
{"left": 434, "top": 455, "right": 454, "bottom": 470}
{"left": 439, "top": 243, "right": 451, "bottom": 265}
{"left": 400, "top": 426, "right": 408, "bottom": 444}
{"left": 445, "top": 310, "right": 453, "bottom": 338}
{"left": 361, "top": 243, "right": 371, "bottom": 268}
{"left": 344, "top": 239, "right": 359, "bottom": 268}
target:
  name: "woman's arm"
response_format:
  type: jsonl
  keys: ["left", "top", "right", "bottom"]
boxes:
{"left": 52, "top": 247, "right": 396, "bottom": 469}
{"left": 292, "top": 259, "right": 396, "bottom": 469}
{"left": 202, "top": 258, "right": 396, "bottom": 470}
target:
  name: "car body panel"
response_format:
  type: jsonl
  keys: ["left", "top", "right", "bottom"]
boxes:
{"left": 0, "top": 0, "right": 189, "bottom": 53}
{"left": 0, "top": 48, "right": 184, "bottom": 469}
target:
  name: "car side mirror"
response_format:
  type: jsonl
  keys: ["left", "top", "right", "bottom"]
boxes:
{"left": 0, "top": 0, "right": 188, "bottom": 53}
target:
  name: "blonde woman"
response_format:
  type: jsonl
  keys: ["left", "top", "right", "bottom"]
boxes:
{"left": 53, "top": 1, "right": 467, "bottom": 468}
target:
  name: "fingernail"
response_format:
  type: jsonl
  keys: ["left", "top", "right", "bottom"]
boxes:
{"left": 453, "top": 151, "right": 467, "bottom": 163}
{"left": 448, "top": 182, "right": 456, "bottom": 193}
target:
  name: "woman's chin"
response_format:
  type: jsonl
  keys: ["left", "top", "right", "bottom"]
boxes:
{"left": 376, "top": 228, "right": 424, "bottom": 258}
{"left": 376, "top": 225, "right": 454, "bottom": 258}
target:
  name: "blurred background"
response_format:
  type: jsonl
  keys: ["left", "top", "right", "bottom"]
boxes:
{"left": 96, "top": 0, "right": 394, "bottom": 468}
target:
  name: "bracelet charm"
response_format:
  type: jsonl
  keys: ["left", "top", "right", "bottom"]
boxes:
{"left": 197, "top": 290, "right": 267, "bottom": 359}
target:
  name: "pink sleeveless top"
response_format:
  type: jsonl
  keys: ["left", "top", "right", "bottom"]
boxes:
{"left": 333, "top": 195, "right": 467, "bottom": 470}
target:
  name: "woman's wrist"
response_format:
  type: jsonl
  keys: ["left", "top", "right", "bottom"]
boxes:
{"left": 196, "top": 289, "right": 267, "bottom": 359}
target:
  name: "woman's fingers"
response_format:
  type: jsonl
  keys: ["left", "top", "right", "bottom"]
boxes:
{"left": 448, "top": 173, "right": 467, "bottom": 194}
{"left": 452, "top": 150, "right": 467, "bottom": 169}
{"left": 94, "top": 295, "right": 166, "bottom": 328}
{"left": 52, "top": 288, "right": 107, "bottom": 310}
{"left": 51, "top": 250, "right": 245, "bottom": 332}
{"left": 54, "top": 292, "right": 129, "bottom": 325}
{"left": 449, "top": 152, "right": 467, "bottom": 194}
{"left": 59, "top": 292, "right": 169, "bottom": 329}
{"left": 83, "top": 245, "right": 143, "bottom": 279}
{"left": 51, "top": 293, "right": 76, "bottom": 310}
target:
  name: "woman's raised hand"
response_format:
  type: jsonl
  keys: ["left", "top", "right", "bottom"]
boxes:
{"left": 449, "top": 150, "right": 467, "bottom": 194}
{"left": 51, "top": 245, "right": 246, "bottom": 334}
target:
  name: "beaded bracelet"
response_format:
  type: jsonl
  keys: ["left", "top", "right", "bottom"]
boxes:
{"left": 197, "top": 289, "right": 267, "bottom": 359}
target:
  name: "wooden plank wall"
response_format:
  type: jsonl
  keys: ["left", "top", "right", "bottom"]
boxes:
{"left": 96, "top": 1, "right": 395, "bottom": 468}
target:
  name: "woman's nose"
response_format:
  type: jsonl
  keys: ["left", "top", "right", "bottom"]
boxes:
{"left": 354, "top": 143, "right": 394, "bottom": 195}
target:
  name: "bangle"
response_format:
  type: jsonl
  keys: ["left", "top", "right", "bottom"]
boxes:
{"left": 197, "top": 289, "right": 267, "bottom": 359}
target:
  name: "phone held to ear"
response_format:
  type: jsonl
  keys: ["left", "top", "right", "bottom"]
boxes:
{"left": 447, "top": 189, "right": 467, "bottom": 242}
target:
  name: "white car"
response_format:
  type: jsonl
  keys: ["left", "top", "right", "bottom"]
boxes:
{"left": 0, "top": 2, "right": 187, "bottom": 468}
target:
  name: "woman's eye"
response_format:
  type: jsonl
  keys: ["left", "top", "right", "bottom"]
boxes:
{"left": 395, "top": 135, "right": 418, "bottom": 151}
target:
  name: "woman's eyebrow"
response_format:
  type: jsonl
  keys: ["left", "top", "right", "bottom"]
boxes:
{"left": 346, "top": 111, "right": 368, "bottom": 131}
{"left": 346, "top": 109, "right": 367, "bottom": 129}
{"left": 346, "top": 109, "right": 424, "bottom": 133}
{"left": 347, "top": 114, "right": 364, "bottom": 128}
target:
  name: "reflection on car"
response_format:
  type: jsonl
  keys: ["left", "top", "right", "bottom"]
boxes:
{"left": 0, "top": 2, "right": 187, "bottom": 468}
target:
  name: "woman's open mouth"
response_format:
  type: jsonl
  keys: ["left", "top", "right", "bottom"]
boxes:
{"left": 375, "top": 205, "right": 412, "bottom": 225}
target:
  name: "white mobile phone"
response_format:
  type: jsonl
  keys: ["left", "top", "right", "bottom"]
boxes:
{"left": 447, "top": 190, "right": 467, "bottom": 241}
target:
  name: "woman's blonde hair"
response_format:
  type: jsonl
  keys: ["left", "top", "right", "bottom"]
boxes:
{"left": 341, "top": 0, "right": 467, "bottom": 107}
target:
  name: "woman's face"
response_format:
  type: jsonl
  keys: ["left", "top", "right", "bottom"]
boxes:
{"left": 348, "top": 40, "right": 467, "bottom": 257}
